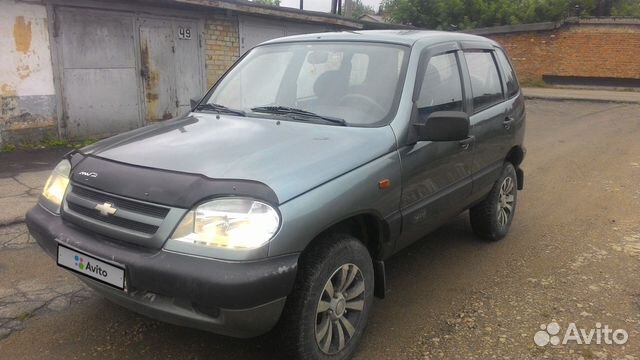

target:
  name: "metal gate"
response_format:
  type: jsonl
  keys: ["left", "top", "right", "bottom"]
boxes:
{"left": 55, "top": 7, "right": 204, "bottom": 138}
{"left": 139, "top": 16, "right": 203, "bottom": 122}
{"left": 239, "top": 16, "right": 330, "bottom": 55}
{"left": 57, "top": 8, "right": 141, "bottom": 138}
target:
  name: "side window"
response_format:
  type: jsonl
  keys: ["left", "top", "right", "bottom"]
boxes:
{"left": 495, "top": 48, "right": 519, "bottom": 98}
{"left": 464, "top": 51, "right": 504, "bottom": 111}
{"left": 416, "top": 52, "right": 464, "bottom": 118}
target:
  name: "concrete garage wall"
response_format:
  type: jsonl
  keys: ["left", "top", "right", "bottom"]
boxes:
{"left": 473, "top": 19, "right": 640, "bottom": 85}
{"left": 0, "top": 0, "right": 57, "bottom": 146}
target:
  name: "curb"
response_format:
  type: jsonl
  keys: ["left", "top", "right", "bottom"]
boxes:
{"left": 523, "top": 94, "right": 640, "bottom": 105}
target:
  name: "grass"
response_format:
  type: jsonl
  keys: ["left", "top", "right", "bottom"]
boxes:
{"left": 1, "top": 137, "right": 96, "bottom": 153}
{"left": 520, "top": 79, "right": 552, "bottom": 88}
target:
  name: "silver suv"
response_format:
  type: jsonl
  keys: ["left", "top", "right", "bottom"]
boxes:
{"left": 27, "top": 30, "right": 526, "bottom": 360}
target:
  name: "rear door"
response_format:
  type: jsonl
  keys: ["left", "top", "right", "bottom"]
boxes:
{"left": 459, "top": 45, "right": 511, "bottom": 197}
{"left": 396, "top": 44, "right": 474, "bottom": 250}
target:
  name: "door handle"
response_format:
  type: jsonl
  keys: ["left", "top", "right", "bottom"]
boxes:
{"left": 459, "top": 136, "right": 475, "bottom": 150}
{"left": 504, "top": 116, "right": 515, "bottom": 130}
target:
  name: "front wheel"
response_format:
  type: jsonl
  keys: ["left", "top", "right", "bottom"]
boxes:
{"left": 469, "top": 162, "right": 518, "bottom": 241}
{"left": 280, "top": 234, "right": 374, "bottom": 360}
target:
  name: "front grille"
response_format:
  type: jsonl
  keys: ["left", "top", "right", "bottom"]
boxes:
{"left": 63, "top": 184, "right": 172, "bottom": 240}
{"left": 71, "top": 185, "right": 169, "bottom": 218}
{"left": 67, "top": 202, "right": 159, "bottom": 234}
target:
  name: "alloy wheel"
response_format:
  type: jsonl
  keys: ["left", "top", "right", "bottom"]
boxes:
{"left": 497, "top": 176, "right": 515, "bottom": 227}
{"left": 315, "top": 263, "right": 365, "bottom": 354}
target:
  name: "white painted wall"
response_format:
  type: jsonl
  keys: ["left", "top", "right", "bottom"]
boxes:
{"left": 0, "top": 0, "right": 55, "bottom": 97}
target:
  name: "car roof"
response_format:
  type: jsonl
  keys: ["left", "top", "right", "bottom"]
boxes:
{"left": 262, "top": 29, "right": 497, "bottom": 47}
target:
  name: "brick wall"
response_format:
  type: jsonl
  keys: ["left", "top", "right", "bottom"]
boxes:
{"left": 483, "top": 21, "right": 640, "bottom": 85}
{"left": 204, "top": 14, "right": 240, "bottom": 87}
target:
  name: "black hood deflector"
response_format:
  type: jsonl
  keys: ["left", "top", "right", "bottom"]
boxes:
{"left": 69, "top": 153, "right": 279, "bottom": 208}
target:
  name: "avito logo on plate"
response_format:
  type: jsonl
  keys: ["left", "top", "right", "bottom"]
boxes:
{"left": 74, "top": 255, "right": 108, "bottom": 277}
{"left": 74, "top": 255, "right": 85, "bottom": 270}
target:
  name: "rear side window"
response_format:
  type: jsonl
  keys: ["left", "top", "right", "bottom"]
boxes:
{"left": 495, "top": 48, "right": 519, "bottom": 98}
{"left": 416, "top": 52, "right": 464, "bottom": 118}
{"left": 464, "top": 51, "right": 503, "bottom": 112}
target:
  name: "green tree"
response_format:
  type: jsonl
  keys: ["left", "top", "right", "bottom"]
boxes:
{"left": 382, "top": 0, "right": 640, "bottom": 29}
{"left": 344, "top": 0, "right": 376, "bottom": 19}
{"left": 611, "top": 0, "right": 640, "bottom": 16}
{"left": 254, "top": 0, "right": 281, "bottom": 6}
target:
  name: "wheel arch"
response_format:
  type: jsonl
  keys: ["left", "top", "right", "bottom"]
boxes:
{"left": 300, "top": 211, "right": 391, "bottom": 299}
{"left": 505, "top": 145, "right": 525, "bottom": 190}
{"left": 506, "top": 145, "right": 525, "bottom": 167}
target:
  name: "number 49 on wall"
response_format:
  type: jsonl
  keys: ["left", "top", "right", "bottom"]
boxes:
{"left": 178, "top": 26, "right": 192, "bottom": 40}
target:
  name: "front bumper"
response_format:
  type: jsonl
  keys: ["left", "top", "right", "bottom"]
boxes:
{"left": 26, "top": 205, "right": 299, "bottom": 338}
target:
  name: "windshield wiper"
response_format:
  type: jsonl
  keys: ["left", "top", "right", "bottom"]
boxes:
{"left": 251, "top": 106, "right": 347, "bottom": 126}
{"left": 195, "top": 103, "right": 246, "bottom": 116}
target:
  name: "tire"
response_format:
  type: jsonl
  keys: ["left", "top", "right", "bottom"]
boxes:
{"left": 280, "top": 233, "right": 374, "bottom": 360}
{"left": 469, "top": 162, "right": 518, "bottom": 241}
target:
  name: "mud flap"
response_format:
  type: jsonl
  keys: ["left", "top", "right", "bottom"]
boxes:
{"left": 373, "top": 260, "right": 386, "bottom": 299}
{"left": 516, "top": 167, "right": 524, "bottom": 190}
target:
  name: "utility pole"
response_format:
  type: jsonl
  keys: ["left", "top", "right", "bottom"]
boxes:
{"left": 299, "top": 0, "right": 303, "bottom": 10}
{"left": 331, "top": 0, "right": 337, "bottom": 14}
{"left": 344, "top": 0, "right": 353, "bottom": 17}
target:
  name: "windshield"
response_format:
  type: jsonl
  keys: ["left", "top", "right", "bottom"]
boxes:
{"left": 201, "top": 41, "right": 409, "bottom": 127}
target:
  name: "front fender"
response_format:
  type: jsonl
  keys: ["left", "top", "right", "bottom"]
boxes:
{"left": 267, "top": 151, "right": 402, "bottom": 257}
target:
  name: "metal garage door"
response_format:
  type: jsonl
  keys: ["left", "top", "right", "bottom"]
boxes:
{"left": 239, "top": 16, "right": 330, "bottom": 54}
{"left": 139, "top": 16, "right": 204, "bottom": 121}
{"left": 57, "top": 8, "right": 141, "bottom": 138}
{"left": 55, "top": 8, "right": 204, "bottom": 138}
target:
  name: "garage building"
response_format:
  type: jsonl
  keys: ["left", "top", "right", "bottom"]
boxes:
{"left": 0, "top": 0, "right": 390, "bottom": 145}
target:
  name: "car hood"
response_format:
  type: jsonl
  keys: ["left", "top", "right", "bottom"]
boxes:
{"left": 80, "top": 113, "right": 398, "bottom": 203}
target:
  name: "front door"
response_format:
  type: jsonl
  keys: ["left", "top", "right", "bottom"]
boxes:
{"left": 396, "top": 47, "right": 474, "bottom": 250}
{"left": 139, "top": 17, "right": 203, "bottom": 122}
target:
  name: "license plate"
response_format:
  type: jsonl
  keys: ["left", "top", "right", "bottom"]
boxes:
{"left": 57, "top": 245, "right": 125, "bottom": 290}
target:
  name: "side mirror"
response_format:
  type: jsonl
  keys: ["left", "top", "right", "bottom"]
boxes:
{"left": 190, "top": 96, "right": 202, "bottom": 110}
{"left": 413, "top": 111, "right": 470, "bottom": 142}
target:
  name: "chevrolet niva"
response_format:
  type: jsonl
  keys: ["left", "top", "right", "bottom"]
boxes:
{"left": 27, "top": 30, "right": 525, "bottom": 360}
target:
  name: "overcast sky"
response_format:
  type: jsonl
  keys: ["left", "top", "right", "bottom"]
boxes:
{"left": 279, "top": 0, "right": 381, "bottom": 12}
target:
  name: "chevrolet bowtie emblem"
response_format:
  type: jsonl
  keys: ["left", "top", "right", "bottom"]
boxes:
{"left": 95, "top": 202, "right": 117, "bottom": 216}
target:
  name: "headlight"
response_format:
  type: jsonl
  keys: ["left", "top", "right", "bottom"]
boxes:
{"left": 169, "top": 198, "right": 280, "bottom": 251}
{"left": 41, "top": 159, "right": 71, "bottom": 214}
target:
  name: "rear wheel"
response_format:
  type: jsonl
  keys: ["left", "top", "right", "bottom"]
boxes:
{"left": 280, "top": 234, "right": 374, "bottom": 360}
{"left": 470, "top": 162, "right": 518, "bottom": 241}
